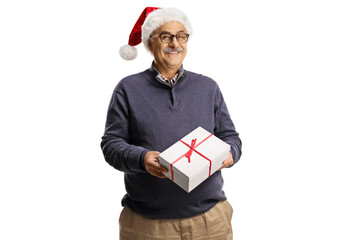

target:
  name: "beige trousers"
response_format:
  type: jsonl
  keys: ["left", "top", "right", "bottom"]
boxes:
{"left": 119, "top": 200, "right": 233, "bottom": 240}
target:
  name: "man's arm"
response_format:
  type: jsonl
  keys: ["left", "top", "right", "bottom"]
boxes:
{"left": 100, "top": 89, "right": 149, "bottom": 173}
{"left": 101, "top": 87, "right": 170, "bottom": 177}
{"left": 214, "top": 84, "right": 242, "bottom": 168}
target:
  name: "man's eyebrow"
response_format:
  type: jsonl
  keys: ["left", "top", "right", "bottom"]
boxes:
{"left": 160, "top": 31, "right": 171, "bottom": 34}
{"left": 159, "top": 30, "right": 186, "bottom": 34}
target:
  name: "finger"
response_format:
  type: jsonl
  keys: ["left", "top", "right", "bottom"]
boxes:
{"left": 218, "top": 160, "right": 230, "bottom": 171}
{"left": 148, "top": 161, "right": 168, "bottom": 176}
{"left": 157, "top": 172, "right": 168, "bottom": 178}
{"left": 223, "top": 159, "right": 231, "bottom": 166}
{"left": 226, "top": 159, "right": 234, "bottom": 167}
{"left": 149, "top": 169, "right": 168, "bottom": 178}
{"left": 149, "top": 161, "right": 168, "bottom": 173}
{"left": 151, "top": 164, "right": 168, "bottom": 173}
{"left": 158, "top": 165, "right": 169, "bottom": 173}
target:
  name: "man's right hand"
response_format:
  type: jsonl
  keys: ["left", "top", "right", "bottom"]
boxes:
{"left": 144, "top": 151, "right": 168, "bottom": 178}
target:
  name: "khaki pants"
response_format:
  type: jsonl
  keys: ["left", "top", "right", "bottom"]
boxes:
{"left": 119, "top": 200, "right": 233, "bottom": 240}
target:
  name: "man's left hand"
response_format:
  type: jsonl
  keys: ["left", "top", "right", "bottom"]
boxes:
{"left": 218, "top": 152, "right": 233, "bottom": 171}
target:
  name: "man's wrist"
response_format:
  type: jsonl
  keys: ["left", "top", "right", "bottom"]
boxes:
{"left": 140, "top": 150, "right": 150, "bottom": 171}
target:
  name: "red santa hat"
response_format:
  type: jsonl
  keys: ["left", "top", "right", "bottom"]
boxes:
{"left": 119, "top": 7, "right": 193, "bottom": 60}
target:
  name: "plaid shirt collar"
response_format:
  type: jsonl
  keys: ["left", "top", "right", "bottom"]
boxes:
{"left": 150, "top": 63, "right": 184, "bottom": 87}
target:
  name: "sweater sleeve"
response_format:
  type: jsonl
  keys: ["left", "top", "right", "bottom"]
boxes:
{"left": 100, "top": 87, "right": 149, "bottom": 173}
{"left": 214, "top": 84, "right": 242, "bottom": 166}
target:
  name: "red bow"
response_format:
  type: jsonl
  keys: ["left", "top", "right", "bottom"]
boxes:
{"left": 185, "top": 139, "right": 197, "bottom": 163}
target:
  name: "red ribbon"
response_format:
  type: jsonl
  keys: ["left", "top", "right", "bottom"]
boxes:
{"left": 185, "top": 138, "right": 197, "bottom": 163}
{"left": 170, "top": 134, "right": 213, "bottom": 181}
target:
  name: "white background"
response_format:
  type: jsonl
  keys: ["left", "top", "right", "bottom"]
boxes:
{"left": 1, "top": 0, "right": 359, "bottom": 239}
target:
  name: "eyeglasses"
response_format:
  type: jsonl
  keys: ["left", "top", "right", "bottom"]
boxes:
{"left": 153, "top": 33, "right": 190, "bottom": 43}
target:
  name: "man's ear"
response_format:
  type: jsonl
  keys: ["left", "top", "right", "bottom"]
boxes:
{"left": 148, "top": 40, "right": 153, "bottom": 52}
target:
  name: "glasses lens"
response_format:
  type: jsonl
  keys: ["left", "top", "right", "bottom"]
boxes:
{"left": 176, "top": 33, "right": 188, "bottom": 43}
{"left": 160, "top": 33, "right": 172, "bottom": 43}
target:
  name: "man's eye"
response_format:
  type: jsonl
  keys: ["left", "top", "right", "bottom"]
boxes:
{"left": 161, "top": 35, "right": 171, "bottom": 41}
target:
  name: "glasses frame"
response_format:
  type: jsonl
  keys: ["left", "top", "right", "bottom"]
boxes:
{"left": 156, "top": 33, "right": 190, "bottom": 43}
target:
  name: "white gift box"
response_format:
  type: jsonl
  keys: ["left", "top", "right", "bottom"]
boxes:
{"left": 158, "top": 126, "right": 230, "bottom": 193}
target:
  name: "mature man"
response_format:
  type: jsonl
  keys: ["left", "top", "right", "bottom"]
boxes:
{"left": 101, "top": 7, "right": 242, "bottom": 240}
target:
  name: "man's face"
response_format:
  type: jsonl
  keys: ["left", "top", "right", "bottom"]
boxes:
{"left": 148, "top": 21, "right": 188, "bottom": 70}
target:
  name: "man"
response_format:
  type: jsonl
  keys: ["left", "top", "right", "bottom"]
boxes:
{"left": 101, "top": 7, "right": 242, "bottom": 240}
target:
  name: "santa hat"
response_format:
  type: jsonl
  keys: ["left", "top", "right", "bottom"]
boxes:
{"left": 119, "top": 7, "right": 193, "bottom": 60}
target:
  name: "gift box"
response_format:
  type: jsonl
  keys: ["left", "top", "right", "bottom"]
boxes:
{"left": 158, "top": 126, "right": 230, "bottom": 193}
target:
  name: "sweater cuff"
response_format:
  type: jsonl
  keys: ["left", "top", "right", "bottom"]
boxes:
{"left": 124, "top": 145, "right": 150, "bottom": 173}
{"left": 228, "top": 146, "right": 239, "bottom": 168}
{"left": 140, "top": 150, "right": 150, "bottom": 172}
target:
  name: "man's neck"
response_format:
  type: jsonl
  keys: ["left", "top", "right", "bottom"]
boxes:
{"left": 154, "top": 61, "right": 181, "bottom": 80}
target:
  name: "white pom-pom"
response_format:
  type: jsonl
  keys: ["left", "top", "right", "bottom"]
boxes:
{"left": 119, "top": 45, "right": 137, "bottom": 60}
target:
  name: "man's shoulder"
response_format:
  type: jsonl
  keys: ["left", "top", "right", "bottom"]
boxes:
{"left": 114, "top": 70, "right": 149, "bottom": 91}
{"left": 184, "top": 70, "right": 218, "bottom": 87}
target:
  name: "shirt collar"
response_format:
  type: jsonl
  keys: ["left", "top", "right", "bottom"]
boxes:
{"left": 150, "top": 62, "right": 184, "bottom": 87}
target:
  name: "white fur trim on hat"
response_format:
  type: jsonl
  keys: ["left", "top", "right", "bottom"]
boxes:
{"left": 141, "top": 8, "right": 193, "bottom": 52}
{"left": 119, "top": 44, "right": 138, "bottom": 60}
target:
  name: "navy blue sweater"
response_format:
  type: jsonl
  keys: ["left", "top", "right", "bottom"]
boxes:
{"left": 101, "top": 65, "right": 242, "bottom": 219}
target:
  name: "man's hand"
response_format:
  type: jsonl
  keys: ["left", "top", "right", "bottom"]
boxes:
{"left": 218, "top": 152, "right": 234, "bottom": 171}
{"left": 144, "top": 151, "right": 168, "bottom": 178}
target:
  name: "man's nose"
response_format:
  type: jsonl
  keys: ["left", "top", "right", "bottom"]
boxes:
{"left": 168, "top": 36, "right": 180, "bottom": 47}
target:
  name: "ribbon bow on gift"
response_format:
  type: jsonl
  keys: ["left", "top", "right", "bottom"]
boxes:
{"left": 184, "top": 138, "right": 197, "bottom": 163}
{"left": 170, "top": 134, "right": 213, "bottom": 181}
